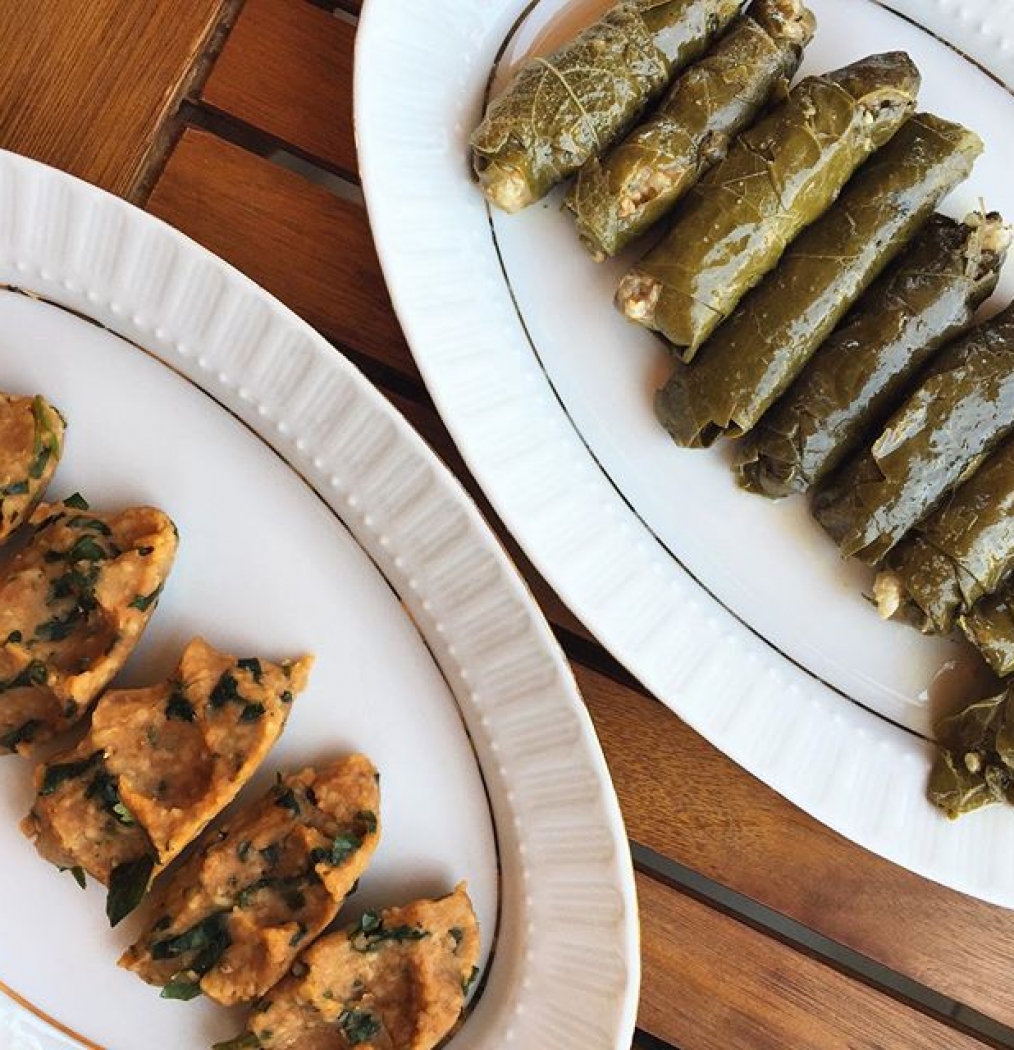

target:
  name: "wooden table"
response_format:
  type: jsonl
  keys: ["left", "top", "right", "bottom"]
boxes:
{"left": 4, "top": 3, "right": 1014, "bottom": 1048}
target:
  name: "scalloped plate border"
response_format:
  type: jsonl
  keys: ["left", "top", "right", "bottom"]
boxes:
{"left": 0, "top": 150, "right": 639, "bottom": 1049}
{"left": 355, "top": 0, "right": 1014, "bottom": 908}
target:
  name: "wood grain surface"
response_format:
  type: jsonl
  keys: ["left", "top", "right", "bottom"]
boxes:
{"left": 0, "top": 1, "right": 233, "bottom": 197}
{"left": 203, "top": 0, "right": 358, "bottom": 177}
{"left": 147, "top": 128, "right": 407, "bottom": 368}
{"left": 637, "top": 874, "right": 990, "bottom": 1050}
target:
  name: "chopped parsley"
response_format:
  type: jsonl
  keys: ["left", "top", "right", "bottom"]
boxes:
{"left": 237, "top": 657, "right": 263, "bottom": 682}
{"left": 273, "top": 786, "right": 301, "bottom": 817}
{"left": 86, "top": 770, "right": 136, "bottom": 826}
{"left": 129, "top": 582, "right": 164, "bottom": 613}
{"left": 0, "top": 718, "right": 41, "bottom": 751}
{"left": 62, "top": 493, "right": 90, "bottom": 510}
{"left": 209, "top": 671, "right": 242, "bottom": 708}
{"left": 0, "top": 660, "right": 48, "bottom": 692}
{"left": 160, "top": 975, "right": 203, "bottom": 1001}
{"left": 40, "top": 750, "right": 103, "bottom": 795}
{"left": 349, "top": 911, "right": 429, "bottom": 953}
{"left": 107, "top": 855, "right": 156, "bottom": 927}
{"left": 165, "top": 690, "right": 196, "bottom": 722}
{"left": 59, "top": 865, "right": 87, "bottom": 889}
{"left": 338, "top": 1008, "right": 381, "bottom": 1046}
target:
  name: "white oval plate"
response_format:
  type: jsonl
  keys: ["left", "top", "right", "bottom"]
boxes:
{"left": 356, "top": 0, "right": 1014, "bottom": 905}
{"left": 0, "top": 151, "right": 637, "bottom": 1049}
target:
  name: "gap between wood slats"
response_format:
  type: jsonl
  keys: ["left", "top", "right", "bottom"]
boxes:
{"left": 636, "top": 874, "right": 997, "bottom": 1050}
{"left": 151, "top": 98, "right": 1014, "bottom": 1041}
{"left": 634, "top": 845, "right": 1014, "bottom": 1049}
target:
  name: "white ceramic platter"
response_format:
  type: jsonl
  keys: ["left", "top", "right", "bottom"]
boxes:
{"left": 355, "top": 0, "right": 1014, "bottom": 904}
{"left": 0, "top": 151, "right": 637, "bottom": 1049}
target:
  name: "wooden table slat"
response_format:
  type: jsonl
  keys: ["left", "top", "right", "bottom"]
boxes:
{"left": 636, "top": 873, "right": 990, "bottom": 1050}
{"left": 147, "top": 127, "right": 409, "bottom": 371}
{"left": 202, "top": 0, "right": 357, "bottom": 178}
{"left": 0, "top": 2, "right": 233, "bottom": 197}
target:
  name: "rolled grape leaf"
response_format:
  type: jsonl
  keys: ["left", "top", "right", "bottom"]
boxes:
{"left": 656, "top": 113, "right": 980, "bottom": 448}
{"left": 471, "top": 0, "right": 741, "bottom": 212}
{"left": 567, "top": 0, "right": 815, "bottom": 259}
{"left": 874, "top": 430, "right": 1014, "bottom": 633}
{"left": 961, "top": 587, "right": 1014, "bottom": 679}
{"left": 928, "top": 690, "right": 1014, "bottom": 820}
{"left": 813, "top": 302, "right": 1014, "bottom": 565}
{"left": 616, "top": 51, "right": 920, "bottom": 358}
{"left": 737, "top": 212, "right": 1009, "bottom": 497}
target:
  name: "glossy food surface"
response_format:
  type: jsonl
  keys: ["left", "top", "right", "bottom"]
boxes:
{"left": 737, "top": 212, "right": 1006, "bottom": 497}
{"left": 814, "top": 302, "right": 1014, "bottom": 564}
{"left": 470, "top": 0, "right": 741, "bottom": 212}
{"left": 876, "top": 431, "right": 1014, "bottom": 632}
{"left": 616, "top": 51, "right": 920, "bottom": 357}
{"left": 656, "top": 112, "right": 981, "bottom": 447}
{"left": 567, "top": 0, "right": 814, "bottom": 258}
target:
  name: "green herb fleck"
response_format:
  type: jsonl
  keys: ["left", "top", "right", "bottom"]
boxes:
{"left": 59, "top": 865, "right": 87, "bottom": 889}
{"left": 63, "top": 493, "right": 89, "bottom": 510}
{"left": 239, "top": 702, "right": 265, "bottom": 723}
{"left": 0, "top": 661, "right": 48, "bottom": 692}
{"left": 338, "top": 1008, "right": 381, "bottom": 1046}
{"left": 68, "top": 535, "right": 109, "bottom": 563}
{"left": 86, "top": 770, "right": 135, "bottom": 825}
{"left": 350, "top": 911, "right": 429, "bottom": 953}
{"left": 210, "top": 672, "right": 242, "bottom": 708}
{"left": 273, "top": 786, "right": 300, "bottom": 816}
{"left": 354, "top": 810, "right": 377, "bottom": 835}
{"left": 66, "top": 515, "right": 112, "bottom": 535}
{"left": 0, "top": 480, "right": 29, "bottom": 498}
{"left": 280, "top": 690, "right": 293, "bottom": 704}
{"left": 464, "top": 965, "right": 480, "bottom": 993}
{"left": 290, "top": 923, "right": 308, "bottom": 948}
{"left": 40, "top": 751, "right": 103, "bottom": 795}
{"left": 160, "top": 974, "right": 203, "bottom": 1001}
{"left": 129, "top": 582, "right": 164, "bottom": 613}
{"left": 237, "top": 840, "right": 252, "bottom": 863}
{"left": 4, "top": 630, "right": 22, "bottom": 645}
{"left": 0, "top": 719, "right": 42, "bottom": 751}
{"left": 107, "top": 855, "right": 156, "bottom": 926}
{"left": 237, "top": 658, "right": 263, "bottom": 682}
{"left": 152, "top": 912, "right": 231, "bottom": 977}
{"left": 165, "top": 691, "right": 196, "bottom": 722}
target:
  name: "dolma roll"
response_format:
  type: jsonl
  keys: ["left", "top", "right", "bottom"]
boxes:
{"left": 567, "top": 0, "right": 815, "bottom": 259}
{"left": 927, "top": 688, "right": 1014, "bottom": 820}
{"left": 813, "top": 302, "right": 1014, "bottom": 565}
{"left": 656, "top": 113, "right": 980, "bottom": 448}
{"left": 738, "top": 212, "right": 1009, "bottom": 497}
{"left": 616, "top": 51, "right": 921, "bottom": 358}
{"left": 961, "top": 588, "right": 1014, "bottom": 679}
{"left": 874, "top": 433, "right": 1014, "bottom": 633}
{"left": 471, "top": 0, "right": 742, "bottom": 212}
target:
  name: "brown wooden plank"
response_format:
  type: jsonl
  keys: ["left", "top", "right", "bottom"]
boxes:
{"left": 202, "top": 0, "right": 357, "bottom": 177}
{"left": 0, "top": 2, "right": 232, "bottom": 197}
{"left": 147, "top": 127, "right": 409, "bottom": 371}
{"left": 636, "top": 873, "right": 988, "bottom": 1050}
{"left": 577, "top": 664, "right": 1014, "bottom": 1030}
